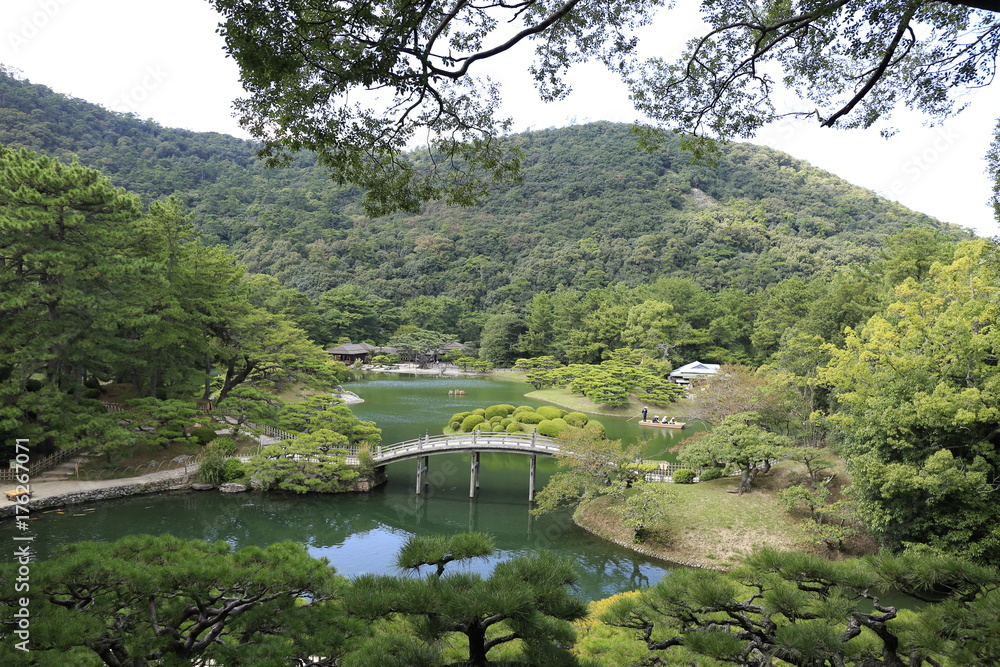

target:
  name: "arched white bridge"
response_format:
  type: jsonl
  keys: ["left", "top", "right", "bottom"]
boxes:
{"left": 345, "top": 431, "right": 688, "bottom": 500}
{"left": 358, "top": 431, "right": 560, "bottom": 500}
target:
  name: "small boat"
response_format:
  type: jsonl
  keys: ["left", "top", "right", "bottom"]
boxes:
{"left": 639, "top": 420, "right": 686, "bottom": 429}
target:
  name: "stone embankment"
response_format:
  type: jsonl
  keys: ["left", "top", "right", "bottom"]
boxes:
{"left": 1, "top": 464, "right": 388, "bottom": 519}
{"left": 0, "top": 466, "right": 196, "bottom": 518}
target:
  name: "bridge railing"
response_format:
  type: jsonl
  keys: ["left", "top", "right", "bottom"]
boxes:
{"left": 370, "top": 431, "right": 561, "bottom": 462}
{"left": 235, "top": 429, "right": 698, "bottom": 485}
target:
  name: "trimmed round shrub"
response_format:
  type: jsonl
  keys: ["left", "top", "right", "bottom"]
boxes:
{"left": 474, "top": 422, "right": 492, "bottom": 432}
{"left": 190, "top": 427, "right": 218, "bottom": 445}
{"left": 699, "top": 466, "right": 725, "bottom": 482}
{"left": 221, "top": 458, "right": 245, "bottom": 482}
{"left": 449, "top": 421, "right": 462, "bottom": 431}
{"left": 490, "top": 415, "right": 504, "bottom": 424}
{"left": 449, "top": 412, "right": 471, "bottom": 425}
{"left": 499, "top": 417, "right": 513, "bottom": 428}
{"left": 484, "top": 404, "right": 516, "bottom": 420}
{"left": 472, "top": 408, "right": 487, "bottom": 416}
{"left": 537, "top": 418, "right": 569, "bottom": 437}
{"left": 583, "top": 419, "right": 606, "bottom": 437}
{"left": 518, "top": 411, "right": 544, "bottom": 424}
{"left": 505, "top": 422, "right": 524, "bottom": 433}
{"left": 564, "top": 411, "right": 588, "bottom": 427}
{"left": 536, "top": 405, "right": 565, "bottom": 420}
{"left": 461, "top": 414, "right": 486, "bottom": 432}
{"left": 673, "top": 468, "right": 697, "bottom": 484}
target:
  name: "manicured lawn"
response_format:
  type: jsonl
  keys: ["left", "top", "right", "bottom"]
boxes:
{"left": 574, "top": 463, "right": 808, "bottom": 570}
{"left": 525, "top": 387, "right": 640, "bottom": 417}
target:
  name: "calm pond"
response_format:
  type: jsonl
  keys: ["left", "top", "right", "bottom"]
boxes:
{"left": 20, "top": 373, "right": 706, "bottom": 601}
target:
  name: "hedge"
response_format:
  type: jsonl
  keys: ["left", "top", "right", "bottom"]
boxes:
{"left": 673, "top": 468, "right": 696, "bottom": 484}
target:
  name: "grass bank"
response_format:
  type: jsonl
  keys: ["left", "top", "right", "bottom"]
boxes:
{"left": 573, "top": 463, "right": 808, "bottom": 570}
{"left": 524, "top": 387, "right": 689, "bottom": 420}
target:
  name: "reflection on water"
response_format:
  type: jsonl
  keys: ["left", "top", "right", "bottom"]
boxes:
{"left": 15, "top": 373, "right": 705, "bottom": 601}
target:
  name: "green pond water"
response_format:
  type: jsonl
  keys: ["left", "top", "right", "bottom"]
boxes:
{"left": 16, "top": 373, "right": 707, "bottom": 601}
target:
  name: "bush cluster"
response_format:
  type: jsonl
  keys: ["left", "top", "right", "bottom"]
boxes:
{"left": 698, "top": 466, "right": 725, "bottom": 482}
{"left": 444, "top": 404, "right": 600, "bottom": 438}
{"left": 672, "top": 468, "right": 696, "bottom": 484}
{"left": 190, "top": 427, "right": 218, "bottom": 445}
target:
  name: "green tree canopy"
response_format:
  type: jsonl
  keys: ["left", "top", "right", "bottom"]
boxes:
{"left": 820, "top": 238, "right": 1000, "bottom": 561}
{"left": 0, "top": 535, "right": 346, "bottom": 666}
{"left": 211, "top": 0, "right": 1000, "bottom": 213}
{"left": 678, "top": 412, "right": 792, "bottom": 494}
{"left": 601, "top": 547, "right": 1000, "bottom": 666}
{"left": 346, "top": 533, "right": 587, "bottom": 666}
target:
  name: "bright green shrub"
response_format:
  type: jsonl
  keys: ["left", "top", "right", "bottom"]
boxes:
{"left": 449, "top": 412, "right": 470, "bottom": 425}
{"left": 461, "top": 414, "right": 486, "bottom": 432}
{"left": 472, "top": 408, "right": 487, "bottom": 416}
{"left": 537, "top": 418, "right": 569, "bottom": 437}
{"left": 564, "top": 411, "right": 588, "bottom": 427}
{"left": 474, "top": 422, "right": 492, "bottom": 432}
{"left": 500, "top": 417, "right": 513, "bottom": 428}
{"left": 518, "top": 411, "right": 544, "bottom": 424}
{"left": 699, "top": 467, "right": 725, "bottom": 481}
{"left": 536, "top": 405, "right": 565, "bottom": 420}
{"left": 584, "top": 420, "right": 606, "bottom": 437}
{"left": 505, "top": 422, "right": 524, "bottom": 432}
{"left": 484, "top": 404, "right": 516, "bottom": 420}
{"left": 190, "top": 427, "right": 218, "bottom": 445}
{"left": 673, "top": 468, "right": 696, "bottom": 484}
{"left": 222, "top": 458, "right": 245, "bottom": 482}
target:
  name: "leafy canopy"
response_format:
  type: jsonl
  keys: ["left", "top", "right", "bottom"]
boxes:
{"left": 211, "top": 0, "right": 1000, "bottom": 212}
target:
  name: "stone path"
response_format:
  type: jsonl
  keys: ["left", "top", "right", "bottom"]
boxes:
{"left": 0, "top": 465, "right": 197, "bottom": 508}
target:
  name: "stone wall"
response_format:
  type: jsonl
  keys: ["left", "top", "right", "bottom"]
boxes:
{"left": 0, "top": 469, "right": 194, "bottom": 519}
{"left": 1, "top": 465, "right": 388, "bottom": 520}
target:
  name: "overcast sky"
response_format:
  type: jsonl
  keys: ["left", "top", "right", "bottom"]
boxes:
{"left": 3, "top": 0, "right": 999, "bottom": 236}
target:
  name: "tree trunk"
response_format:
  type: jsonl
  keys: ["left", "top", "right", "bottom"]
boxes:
{"left": 202, "top": 354, "right": 213, "bottom": 401}
{"left": 466, "top": 622, "right": 489, "bottom": 666}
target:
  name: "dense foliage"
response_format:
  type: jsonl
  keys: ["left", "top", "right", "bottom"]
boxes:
{"left": 0, "top": 533, "right": 586, "bottom": 667}
{"left": 602, "top": 547, "right": 1000, "bottom": 666}
{"left": 821, "top": 239, "right": 1000, "bottom": 561}
{"left": 0, "top": 70, "right": 964, "bottom": 323}
{"left": 208, "top": 0, "right": 1000, "bottom": 212}
{"left": 0, "top": 144, "right": 344, "bottom": 462}
{"left": 7, "top": 534, "right": 999, "bottom": 666}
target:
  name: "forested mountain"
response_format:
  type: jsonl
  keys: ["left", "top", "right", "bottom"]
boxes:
{"left": 0, "top": 68, "right": 965, "bottom": 309}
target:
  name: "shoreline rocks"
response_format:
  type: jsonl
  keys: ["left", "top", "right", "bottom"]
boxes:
{"left": 219, "top": 482, "right": 248, "bottom": 493}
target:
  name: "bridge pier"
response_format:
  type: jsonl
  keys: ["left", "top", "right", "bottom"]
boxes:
{"left": 469, "top": 451, "right": 480, "bottom": 498}
{"left": 528, "top": 455, "right": 536, "bottom": 501}
{"left": 415, "top": 455, "right": 429, "bottom": 494}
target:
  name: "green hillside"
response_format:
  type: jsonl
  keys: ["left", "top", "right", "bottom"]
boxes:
{"left": 0, "top": 68, "right": 965, "bottom": 309}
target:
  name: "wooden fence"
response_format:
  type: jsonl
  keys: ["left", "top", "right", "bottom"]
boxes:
{"left": 0, "top": 447, "right": 86, "bottom": 483}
